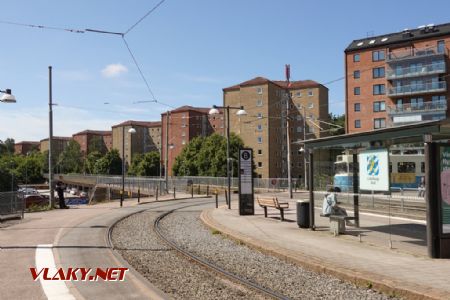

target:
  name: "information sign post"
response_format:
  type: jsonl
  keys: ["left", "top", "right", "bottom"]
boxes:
{"left": 238, "top": 148, "right": 254, "bottom": 215}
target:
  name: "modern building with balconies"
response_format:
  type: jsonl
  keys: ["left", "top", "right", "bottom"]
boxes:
{"left": 345, "top": 22, "right": 450, "bottom": 133}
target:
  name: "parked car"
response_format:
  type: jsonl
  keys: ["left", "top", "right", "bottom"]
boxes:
{"left": 18, "top": 187, "right": 40, "bottom": 195}
{"left": 24, "top": 194, "right": 49, "bottom": 208}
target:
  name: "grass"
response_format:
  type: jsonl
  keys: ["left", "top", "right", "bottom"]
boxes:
{"left": 26, "top": 203, "right": 52, "bottom": 212}
{"left": 211, "top": 229, "right": 221, "bottom": 235}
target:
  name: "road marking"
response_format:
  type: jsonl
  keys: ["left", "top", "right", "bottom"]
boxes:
{"left": 35, "top": 244, "right": 75, "bottom": 300}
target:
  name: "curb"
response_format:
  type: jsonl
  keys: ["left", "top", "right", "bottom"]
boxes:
{"left": 200, "top": 208, "right": 447, "bottom": 300}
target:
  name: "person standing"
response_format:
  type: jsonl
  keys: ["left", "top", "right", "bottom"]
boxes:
{"left": 55, "top": 181, "right": 69, "bottom": 209}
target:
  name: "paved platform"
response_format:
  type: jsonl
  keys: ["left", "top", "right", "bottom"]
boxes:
{"left": 0, "top": 193, "right": 197, "bottom": 300}
{"left": 201, "top": 195, "right": 450, "bottom": 300}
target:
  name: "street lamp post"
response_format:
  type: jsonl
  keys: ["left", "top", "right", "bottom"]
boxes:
{"left": 209, "top": 105, "right": 247, "bottom": 209}
{"left": 121, "top": 126, "right": 136, "bottom": 207}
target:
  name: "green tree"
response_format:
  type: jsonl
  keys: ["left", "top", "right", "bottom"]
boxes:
{"left": 85, "top": 151, "right": 103, "bottom": 174}
{"left": 129, "top": 151, "right": 160, "bottom": 176}
{"left": 328, "top": 113, "right": 345, "bottom": 136}
{"left": 0, "top": 138, "right": 15, "bottom": 156}
{"left": 172, "top": 136, "right": 205, "bottom": 176}
{"left": 172, "top": 133, "right": 244, "bottom": 177}
{"left": 93, "top": 149, "right": 122, "bottom": 175}
{"left": 58, "top": 140, "right": 83, "bottom": 173}
{"left": 14, "top": 152, "right": 45, "bottom": 184}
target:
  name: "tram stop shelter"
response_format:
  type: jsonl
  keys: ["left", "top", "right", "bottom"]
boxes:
{"left": 300, "top": 118, "right": 450, "bottom": 258}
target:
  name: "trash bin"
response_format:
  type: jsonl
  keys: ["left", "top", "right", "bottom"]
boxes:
{"left": 297, "top": 200, "right": 310, "bottom": 228}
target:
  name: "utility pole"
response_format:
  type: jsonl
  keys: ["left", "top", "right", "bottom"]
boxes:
{"left": 164, "top": 111, "right": 170, "bottom": 193}
{"left": 285, "top": 65, "right": 293, "bottom": 199}
{"left": 303, "top": 106, "right": 307, "bottom": 189}
{"left": 48, "top": 66, "right": 54, "bottom": 208}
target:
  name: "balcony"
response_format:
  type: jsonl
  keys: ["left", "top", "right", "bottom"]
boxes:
{"left": 387, "top": 61, "right": 446, "bottom": 80}
{"left": 387, "top": 100, "right": 447, "bottom": 126}
{"left": 388, "top": 81, "right": 446, "bottom": 97}
{"left": 387, "top": 46, "right": 447, "bottom": 62}
{"left": 387, "top": 100, "right": 447, "bottom": 115}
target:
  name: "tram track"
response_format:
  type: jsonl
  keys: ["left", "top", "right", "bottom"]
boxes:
{"left": 153, "top": 203, "right": 291, "bottom": 300}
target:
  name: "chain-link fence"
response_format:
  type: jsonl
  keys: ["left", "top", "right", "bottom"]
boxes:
{"left": 0, "top": 192, "right": 25, "bottom": 220}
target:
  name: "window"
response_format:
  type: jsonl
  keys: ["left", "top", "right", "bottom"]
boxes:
{"left": 355, "top": 120, "right": 361, "bottom": 128}
{"left": 257, "top": 149, "right": 262, "bottom": 155}
{"left": 308, "top": 102, "right": 314, "bottom": 109}
{"left": 256, "top": 124, "right": 263, "bottom": 131}
{"left": 353, "top": 54, "right": 360, "bottom": 62}
{"left": 438, "top": 40, "right": 445, "bottom": 54}
{"left": 354, "top": 87, "right": 361, "bottom": 95}
{"left": 398, "top": 162, "right": 416, "bottom": 173}
{"left": 354, "top": 70, "right": 360, "bottom": 79}
{"left": 308, "top": 90, "right": 313, "bottom": 96}
{"left": 256, "top": 99, "right": 263, "bottom": 107}
{"left": 308, "top": 127, "right": 315, "bottom": 133}
{"left": 396, "top": 99, "right": 403, "bottom": 108}
{"left": 181, "top": 132, "right": 186, "bottom": 137}
{"left": 257, "top": 113, "right": 263, "bottom": 119}
{"left": 354, "top": 103, "right": 361, "bottom": 112}
{"left": 257, "top": 136, "right": 263, "bottom": 143}
{"left": 421, "top": 162, "right": 425, "bottom": 173}
{"left": 256, "top": 87, "right": 263, "bottom": 94}
{"left": 296, "top": 103, "right": 302, "bottom": 109}
{"left": 372, "top": 50, "right": 385, "bottom": 61}
{"left": 296, "top": 91, "right": 302, "bottom": 97}
{"left": 296, "top": 126, "right": 303, "bottom": 133}
{"left": 373, "top": 67, "right": 385, "bottom": 78}
{"left": 373, "top": 101, "right": 386, "bottom": 112}
{"left": 373, "top": 84, "right": 385, "bottom": 95}
{"left": 182, "top": 140, "right": 186, "bottom": 145}
{"left": 373, "top": 118, "right": 386, "bottom": 129}
{"left": 258, "top": 162, "right": 263, "bottom": 168}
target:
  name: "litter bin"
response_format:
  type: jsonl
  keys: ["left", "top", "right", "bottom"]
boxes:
{"left": 297, "top": 200, "right": 310, "bottom": 228}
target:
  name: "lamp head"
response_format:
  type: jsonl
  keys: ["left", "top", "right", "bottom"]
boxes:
{"left": 209, "top": 105, "right": 220, "bottom": 115}
{"left": 128, "top": 127, "right": 136, "bottom": 134}
{"left": 236, "top": 106, "right": 247, "bottom": 116}
{"left": 0, "top": 89, "right": 16, "bottom": 103}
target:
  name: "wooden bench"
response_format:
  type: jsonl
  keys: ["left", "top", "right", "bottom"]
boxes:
{"left": 320, "top": 213, "right": 356, "bottom": 235}
{"left": 257, "top": 197, "right": 289, "bottom": 221}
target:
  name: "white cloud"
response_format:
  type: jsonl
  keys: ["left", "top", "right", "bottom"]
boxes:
{"left": 101, "top": 63, "right": 128, "bottom": 78}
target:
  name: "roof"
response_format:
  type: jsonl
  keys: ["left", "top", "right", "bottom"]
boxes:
{"left": 72, "top": 130, "right": 112, "bottom": 136}
{"left": 161, "top": 105, "right": 222, "bottom": 115}
{"left": 223, "top": 76, "right": 323, "bottom": 91}
{"left": 346, "top": 22, "right": 450, "bottom": 52}
{"left": 112, "top": 120, "right": 162, "bottom": 128}
{"left": 15, "top": 141, "right": 40, "bottom": 145}
{"left": 40, "top": 137, "right": 72, "bottom": 142}
{"left": 297, "top": 119, "right": 449, "bottom": 150}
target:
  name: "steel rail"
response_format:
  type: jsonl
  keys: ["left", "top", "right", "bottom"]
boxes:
{"left": 153, "top": 206, "right": 292, "bottom": 300}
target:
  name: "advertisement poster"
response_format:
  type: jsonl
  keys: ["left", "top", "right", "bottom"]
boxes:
{"left": 440, "top": 147, "right": 450, "bottom": 234}
{"left": 359, "top": 149, "right": 389, "bottom": 191}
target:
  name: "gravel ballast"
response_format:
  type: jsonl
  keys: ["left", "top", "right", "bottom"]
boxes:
{"left": 112, "top": 205, "right": 399, "bottom": 300}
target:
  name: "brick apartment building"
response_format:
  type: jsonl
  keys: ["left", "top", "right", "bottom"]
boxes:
{"left": 223, "top": 77, "right": 329, "bottom": 179}
{"left": 161, "top": 106, "right": 224, "bottom": 176}
{"left": 111, "top": 121, "right": 162, "bottom": 167}
{"left": 72, "top": 130, "right": 112, "bottom": 156}
{"left": 14, "top": 141, "right": 40, "bottom": 155}
{"left": 345, "top": 23, "right": 450, "bottom": 133}
{"left": 39, "top": 136, "right": 72, "bottom": 160}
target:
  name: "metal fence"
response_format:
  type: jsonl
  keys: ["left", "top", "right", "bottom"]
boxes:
{"left": 0, "top": 192, "right": 25, "bottom": 220}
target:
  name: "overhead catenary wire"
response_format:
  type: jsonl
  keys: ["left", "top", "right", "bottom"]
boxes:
{"left": 124, "top": 0, "right": 166, "bottom": 35}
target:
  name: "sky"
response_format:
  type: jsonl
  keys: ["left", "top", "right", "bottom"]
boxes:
{"left": 1, "top": 0, "right": 450, "bottom": 142}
